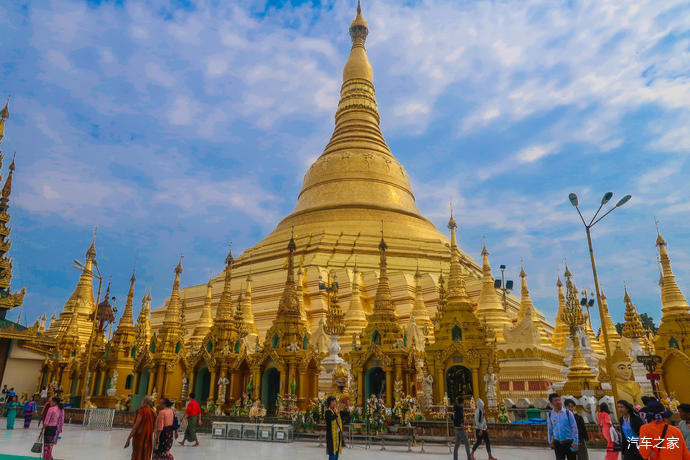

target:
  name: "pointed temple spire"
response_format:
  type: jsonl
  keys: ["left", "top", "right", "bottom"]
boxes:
{"left": 296, "top": 266, "right": 309, "bottom": 324}
{"left": 192, "top": 276, "right": 214, "bottom": 345}
{"left": 621, "top": 285, "right": 645, "bottom": 339}
{"left": 598, "top": 290, "right": 620, "bottom": 350}
{"left": 446, "top": 212, "right": 468, "bottom": 301}
{"left": 410, "top": 265, "right": 433, "bottom": 338}
{"left": 475, "top": 241, "right": 512, "bottom": 342}
{"left": 162, "top": 256, "right": 183, "bottom": 326}
{"left": 0, "top": 104, "right": 25, "bottom": 319}
{"left": 656, "top": 231, "right": 690, "bottom": 317}
{"left": 117, "top": 267, "right": 136, "bottom": 329}
{"left": 515, "top": 264, "right": 548, "bottom": 344}
{"left": 277, "top": 232, "right": 300, "bottom": 315}
{"left": 241, "top": 274, "right": 258, "bottom": 336}
{"left": 552, "top": 274, "right": 570, "bottom": 349}
{"left": 344, "top": 261, "right": 367, "bottom": 337}
{"left": 134, "top": 289, "right": 152, "bottom": 351}
{"left": 215, "top": 244, "right": 235, "bottom": 324}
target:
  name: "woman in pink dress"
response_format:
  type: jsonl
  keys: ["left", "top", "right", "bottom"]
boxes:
{"left": 40, "top": 397, "right": 64, "bottom": 460}
{"left": 598, "top": 402, "right": 620, "bottom": 460}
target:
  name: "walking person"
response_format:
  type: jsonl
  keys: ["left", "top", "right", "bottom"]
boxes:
{"left": 153, "top": 398, "right": 175, "bottom": 460}
{"left": 565, "top": 399, "right": 589, "bottom": 460}
{"left": 453, "top": 396, "right": 472, "bottom": 460}
{"left": 678, "top": 403, "right": 690, "bottom": 449}
{"left": 5, "top": 395, "right": 20, "bottom": 429}
{"left": 324, "top": 396, "right": 342, "bottom": 460}
{"left": 178, "top": 393, "right": 201, "bottom": 447}
{"left": 637, "top": 399, "right": 690, "bottom": 460}
{"left": 547, "top": 393, "right": 579, "bottom": 460}
{"left": 471, "top": 398, "right": 497, "bottom": 460}
{"left": 617, "top": 400, "right": 644, "bottom": 460}
{"left": 40, "top": 397, "right": 64, "bottom": 460}
{"left": 598, "top": 402, "right": 620, "bottom": 460}
{"left": 22, "top": 396, "right": 36, "bottom": 429}
{"left": 125, "top": 395, "right": 157, "bottom": 460}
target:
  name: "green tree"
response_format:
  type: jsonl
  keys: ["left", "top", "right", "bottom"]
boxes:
{"left": 615, "top": 322, "right": 623, "bottom": 335}
{"left": 639, "top": 313, "right": 658, "bottom": 333}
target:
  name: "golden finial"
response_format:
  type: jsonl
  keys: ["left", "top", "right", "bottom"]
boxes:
{"left": 654, "top": 217, "right": 666, "bottom": 246}
{"left": 225, "top": 242, "right": 234, "bottom": 266}
{"left": 379, "top": 220, "right": 387, "bottom": 250}
{"left": 175, "top": 254, "right": 183, "bottom": 275}
{"left": 0, "top": 97, "right": 8, "bottom": 120}
{"left": 86, "top": 225, "right": 98, "bottom": 259}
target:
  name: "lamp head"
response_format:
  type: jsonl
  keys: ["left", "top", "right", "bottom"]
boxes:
{"left": 506, "top": 280, "right": 514, "bottom": 290}
{"left": 601, "top": 191, "right": 613, "bottom": 205}
{"left": 568, "top": 193, "right": 579, "bottom": 207}
{"left": 616, "top": 194, "right": 632, "bottom": 207}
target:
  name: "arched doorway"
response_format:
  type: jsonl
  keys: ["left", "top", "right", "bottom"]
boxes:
{"left": 132, "top": 369, "right": 150, "bottom": 409}
{"left": 365, "top": 367, "right": 386, "bottom": 401}
{"left": 446, "top": 365, "right": 472, "bottom": 403}
{"left": 261, "top": 368, "right": 280, "bottom": 415}
{"left": 195, "top": 367, "right": 211, "bottom": 403}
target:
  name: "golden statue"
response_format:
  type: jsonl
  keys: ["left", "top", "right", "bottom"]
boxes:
{"left": 610, "top": 343, "right": 642, "bottom": 405}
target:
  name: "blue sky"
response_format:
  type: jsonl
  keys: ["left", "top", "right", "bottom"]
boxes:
{"left": 1, "top": 0, "right": 689, "bottom": 331}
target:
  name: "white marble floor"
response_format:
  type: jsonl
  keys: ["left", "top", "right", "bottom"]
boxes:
{"left": 0, "top": 424, "right": 605, "bottom": 459}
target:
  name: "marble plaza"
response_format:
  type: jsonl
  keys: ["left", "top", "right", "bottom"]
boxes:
{"left": 0, "top": 424, "right": 605, "bottom": 460}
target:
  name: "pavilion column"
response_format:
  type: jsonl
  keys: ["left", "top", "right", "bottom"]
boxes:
{"left": 394, "top": 359, "right": 402, "bottom": 403}
{"left": 209, "top": 368, "right": 217, "bottom": 402}
{"left": 436, "top": 363, "right": 445, "bottom": 404}
{"left": 297, "top": 368, "right": 306, "bottom": 402}
{"left": 472, "top": 368, "right": 479, "bottom": 400}
{"left": 385, "top": 368, "right": 393, "bottom": 407}
{"left": 357, "top": 369, "right": 364, "bottom": 406}
{"left": 288, "top": 362, "right": 297, "bottom": 396}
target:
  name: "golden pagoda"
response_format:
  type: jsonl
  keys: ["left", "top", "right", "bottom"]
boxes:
{"left": 149, "top": 0, "right": 539, "bottom": 348}
{"left": 621, "top": 287, "right": 645, "bottom": 339}
{"left": 410, "top": 265, "right": 433, "bottom": 340}
{"left": 343, "top": 262, "right": 367, "bottom": 338}
{"left": 475, "top": 243, "right": 512, "bottom": 342}
{"left": 426, "top": 215, "right": 489, "bottom": 404}
{"left": 654, "top": 231, "right": 690, "bottom": 402}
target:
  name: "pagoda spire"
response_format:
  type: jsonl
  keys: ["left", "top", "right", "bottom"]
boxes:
{"left": 117, "top": 267, "right": 136, "bottom": 330}
{"left": 344, "top": 261, "right": 367, "bottom": 337}
{"left": 0, "top": 97, "right": 9, "bottom": 146}
{"left": 241, "top": 274, "right": 258, "bottom": 336}
{"left": 656, "top": 231, "right": 690, "bottom": 317}
{"left": 46, "top": 229, "right": 97, "bottom": 338}
{"left": 215, "top": 243, "right": 235, "bottom": 324}
{"left": 162, "top": 256, "right": 183, "bottom": 326}
{"left": 446, "top": 212, "right": 468, "bottom": 301}
{"left": 134, "top": 288, "right": 152, "bottom": 351}
{"left": 621, "top": 285, "right": 646, "bottom": 339}
{"left": 598, "top": 290, "right": 620, "bottom": 350}
{"left": 410, "top": 264, "right": 433, "bottom": 339}
{"left": 296, "top": 266, "right": 309, "bottom": 325}
{"left": 552, "top": 274, "right": 570, "bottom": 349}
{"left": 264, "top": 232, "right": 308, "bottom": 348}
{"left": 475, "top": 241, "right": 511, "bottom": 342}
{"left": 0, "top": 102, "right": 25, "bottom": 319}
{"left": 516, "top": 264, "right": 548, "bottom": 344}
{"left": 192, "top": 276, "right": 214, "bottom": 345}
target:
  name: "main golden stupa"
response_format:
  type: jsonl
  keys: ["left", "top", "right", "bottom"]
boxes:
{"left": 149, "top": 3, "right": 552, "bottom": 348}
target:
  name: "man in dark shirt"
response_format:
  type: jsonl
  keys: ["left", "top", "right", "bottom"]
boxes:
{"left": 453, "top": 396, "right": 471, "bottom": 460}
{"left": 565, "top": 399, "right": 589, "bottom": 460}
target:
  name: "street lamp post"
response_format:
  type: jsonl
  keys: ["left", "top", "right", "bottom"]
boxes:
{"left": 568, "top": 191, "right": 631, "bottom": 404}
{"left": 73, "top": 258, "right": 103, "bottom": 407}
{"left": 493, "top": 265, "right": 513, "bottom": 311}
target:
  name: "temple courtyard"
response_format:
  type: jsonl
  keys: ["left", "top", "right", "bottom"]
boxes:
{"left": 0, "top": 424, "right": 607, "bottom": 459}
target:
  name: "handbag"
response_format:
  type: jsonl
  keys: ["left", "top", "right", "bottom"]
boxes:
{"left": 30, "top": 434, "right": 42, "bottom": 453}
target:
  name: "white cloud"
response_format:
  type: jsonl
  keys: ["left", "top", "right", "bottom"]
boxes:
{"left": 516, "top": 143, "right": 559, "bottom": 163}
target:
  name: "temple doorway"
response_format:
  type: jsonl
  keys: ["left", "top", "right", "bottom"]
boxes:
{"left": 261, "top": 368, "right": 280, "bottom": 415}
{"left": 365, "top": 367, "right": 386, "bottom": 401}
{"left": 195, "top": 367, "right": 211, "bottom": 403}
{"left": 445, "top": 365, "right": 472, "bottom": 403}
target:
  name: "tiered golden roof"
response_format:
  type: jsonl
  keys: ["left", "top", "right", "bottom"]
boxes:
{"left": 134, "top": 289, "right": 152, "bottom": 354}
{"left": 621, "top": 287, "right": 645, "bottom": 339}
{"left": 475, "top": 243, "right": 512, "bottom": 342}
{"left": 110, "top": 269, "right": 136, "bottom": 349}
{"left": 656, "top": 232, "right": 690, "bottom": 317}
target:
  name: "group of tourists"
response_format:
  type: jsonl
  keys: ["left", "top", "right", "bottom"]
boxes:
{"left": 548, "top": 392, "right": 690, "bottom": 460}
{"left": 124, "top": 392, "right": 203, "bottom": 460}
